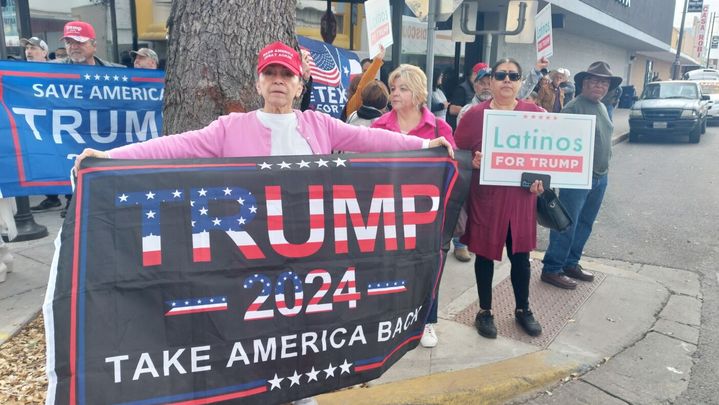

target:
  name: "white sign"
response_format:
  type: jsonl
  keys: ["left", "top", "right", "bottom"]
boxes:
{"left": 480, "top": 110, "right": 596, "bottom": 189}
{"left": 364, "top": 0, "right": 394, "bottom": 58}
{"left": 535, "top": 4, "right": 553, "bottom": 60}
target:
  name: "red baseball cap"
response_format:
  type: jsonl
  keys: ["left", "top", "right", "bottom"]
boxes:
{"left": 257, "top": 41, "right": 302, "bottom": 77}
{"left": 61, "top": 21, "right": 96, "bottom": 43}
{"left": 472, "top": 62, "right": 491, "bottom": 78}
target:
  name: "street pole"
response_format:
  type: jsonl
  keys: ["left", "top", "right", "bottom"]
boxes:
{"left": 706, "top": 12, "right": 716, "bottom": 68}
{"left": 672, "top": 0, "right": 689, "bottom": 80}
{"left": 425, "top": 0, "right": 437, "bottom": 100}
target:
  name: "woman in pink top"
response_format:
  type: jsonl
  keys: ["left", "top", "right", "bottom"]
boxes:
{"left": 372, "top": 64, "right": 455, "bottom": 147}
{"left": 371, "top": 64, "right": 455, "bottom": 350}
{"left": 74, "top": 42, "right": 453, "bottom": 166}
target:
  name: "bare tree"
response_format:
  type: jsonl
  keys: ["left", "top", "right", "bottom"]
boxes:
{"left": 163, "top": 0, "right": 297, "bottom": 134}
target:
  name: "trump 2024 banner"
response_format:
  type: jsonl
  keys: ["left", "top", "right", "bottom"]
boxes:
{"left": 0, "top": 61, "right": 164, "bottom": 197}
{"left": 480, "top": 110, "right": 596, "bottom": 189}
{"left": 43, "top": 149, "right": 470, "bottom": 404}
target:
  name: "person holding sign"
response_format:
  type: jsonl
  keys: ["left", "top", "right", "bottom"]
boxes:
{"left": 540, "top": 62, "right": 620, "bottom": 290}
{"left": 454, "top": 58, "right": 545, "bottom": 339}
{"left": 371, "top": 64, "right": 455, "bottom": 348}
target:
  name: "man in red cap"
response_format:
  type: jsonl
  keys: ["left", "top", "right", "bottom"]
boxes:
{"left": 55, "top": 21, "right": 124, "bottom": 67}
{"left": 33, "top": 21, "right": 125, "bottom": 217}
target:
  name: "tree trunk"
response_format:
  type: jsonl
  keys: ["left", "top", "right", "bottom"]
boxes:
{"left": 163, "top": 0, "right": 297, "bottom": 134}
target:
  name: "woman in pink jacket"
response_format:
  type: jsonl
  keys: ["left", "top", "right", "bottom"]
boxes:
{"left": 75, "top": 42, "right": 453, "bottom": 165}
{"left": 370, "top": 64, "right": 455, "bottom": 349}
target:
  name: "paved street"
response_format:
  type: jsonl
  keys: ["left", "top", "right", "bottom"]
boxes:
{"left": 526, "top": 114, "right": 719, "bottom": 403}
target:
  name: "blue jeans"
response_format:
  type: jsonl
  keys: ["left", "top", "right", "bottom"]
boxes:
{"left": 605, "top": 104, "right": 615, "bottom": 121}
{"left": 542, "top": 175, "right": 608, "bottom": 274}
{"left": 452, "top": 237, "right": 466, "bottom": 249}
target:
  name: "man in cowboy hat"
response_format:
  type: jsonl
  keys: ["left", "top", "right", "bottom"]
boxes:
{"left": 540, "top": 61, "right": 622, "bottom": 290}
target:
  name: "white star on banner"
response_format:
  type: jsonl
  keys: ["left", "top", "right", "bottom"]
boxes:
{"left": 113, "top": 75, "right": 119, "bottom": 81}
{"left": 297, "top": 160, "right": 310, "bottom": 168}
{"left": 104, "top": 74, "right": 110, "bottom": 81}
{"left": 237, "top": 197, "right": 245, "bottom": 205}
{"left": 259, "top": 162, "right": 272, "bottom": 170}
{"left": 306, "top": 367, "right": 320, "bottom": 382}
{"left": 198, "top": 188, "right": 208, "bottom": 196}
{"left": 190, "top": 200, "right": 195, "bottom": 207}
{"left": 122, "top": 76, "right": 128, "bottom": 82}
{"left": 278, "top": 161, "right": 291, "bottom": 169}
{"left": 339, "top": 359, "right": 352, "bottom": 374}
{"left": 343, "top": 66, "right": 349, "bottom": 75}
{"left": 94, "top": 74, "right": 100, "bottom": 80}
{"left": 223, "top": 187, "right": 232, "bottom": 195}
{"left": 172, "top": 190, "right": 182, "bottom": 198}
{"left": 323, "top": 363, "right": 337, "bottom": 379}
{"left": 199, "top": 207, "right": 208, "bottom": 215}
{"left": 249, "top": 206, "right": 258, "bottom": 214}
{"left": 118, "top": 194, "right": 128, "bottom": 202}
{"left": 145, "top": 191, "right": 155, "bottom": 199}
{"left": 84, "top": 74, "right": 91, "bottom": 80}
{"left": 146, "top": 210, "right": 156, "bottom": 219}
{"left": 237, "top": 217, "right": 246, "bottom": 225}
{"left": 288, "top": 370, "right": 302, "bottom": 386}
{"left": 315, "top": 158, "right": 329, "bottom": 167}
{"left": 268, "top": 373, "right": 283, "bottom": 390}
{"left": 191, "top": 220, "right": 196, "bottom": 227}
{"left": 333, "top": 157, "right": 347, "bottom": 167}
{"left": 212, "top": 217, "right": 222, "bottom": 226}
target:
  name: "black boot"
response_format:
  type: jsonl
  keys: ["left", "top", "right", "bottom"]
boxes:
{"left": 515, "top": 309, "right": 542, "bottom": 336}
{"left": 475, "top": 310, "right": 497, "bottom": 339}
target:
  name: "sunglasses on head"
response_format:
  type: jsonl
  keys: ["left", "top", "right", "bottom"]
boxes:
{"left": 493, "top": 71, "right": 521, "bottom": 81}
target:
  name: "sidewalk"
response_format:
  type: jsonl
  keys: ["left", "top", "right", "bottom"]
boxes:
{"left": 2, "top": 108, "right": 689, "bottom": 405}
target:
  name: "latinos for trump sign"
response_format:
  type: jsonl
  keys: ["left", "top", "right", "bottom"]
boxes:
{"left": 0, "top": 61, "right": 163, "bottom": 197}
{"left": 44, "top": 149, "right": 470, "bottom": 404}
{"left": 298, "top": 36, "right": 361, "bottom": 118}
{"left": 480, "top": 110, "right": 596, "bottom": 189}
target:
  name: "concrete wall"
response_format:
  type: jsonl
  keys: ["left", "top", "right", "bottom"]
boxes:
{"left": 497, "top": 29, "right": 630, "bottom": 87}
{"left": 579, "top": 0, "right": 675, "bottom": 43}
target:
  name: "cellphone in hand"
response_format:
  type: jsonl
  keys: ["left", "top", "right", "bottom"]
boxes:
{"left": 521, "top": 172, "right": 551, "bottom": 190}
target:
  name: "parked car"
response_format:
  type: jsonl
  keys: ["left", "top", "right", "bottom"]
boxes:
{"left": 697, "top": 80, "right": 719, "bottom": 125}
{"left": 683, "top": 68, "right": 719, "bottom": 81}
{"left": 628, "top": 81, "right": 709, "bottom": 143}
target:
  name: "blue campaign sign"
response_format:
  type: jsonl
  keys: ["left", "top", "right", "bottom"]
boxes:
{"left": 297, "top": 36, "right": 361, "bottom": 118}
{"left": 0, "top": 61, "right": 164, "bottom": 197}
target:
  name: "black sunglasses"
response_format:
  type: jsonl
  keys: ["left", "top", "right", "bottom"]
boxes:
{"left": 493, "top": 71, "right": 521, "bottom": 81}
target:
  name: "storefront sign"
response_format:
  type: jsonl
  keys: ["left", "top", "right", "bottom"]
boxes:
{"left": 535, "top": 4, "right": 553, "bottom": 59}
{"left": 364, "top": 0, "right": 393, "bottom": 58}
{"left": 480, "top": 110, "right": 596, "bottom": 189}
{"left": 688, "top": 0, "right": 704, "bottom": 13}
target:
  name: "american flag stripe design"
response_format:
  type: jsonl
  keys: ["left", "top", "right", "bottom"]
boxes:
{"left": 334, "top": 185, "right": 398, "bottom": 252}
{"left": 367, "top": 281, "right": 407, "bottom": 296}
{"left": 302, "top": 46, "right": 341, "bottom": 86}
{"left": 165, "top": 296, "right": 228, "bottom": 316}
{"left": 265, "top": 186, "right": 324, "bottom": 257}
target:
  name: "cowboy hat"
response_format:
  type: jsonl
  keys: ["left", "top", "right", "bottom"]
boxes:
{"left": 575, "top": 61, "right": 622, "bottom": 91}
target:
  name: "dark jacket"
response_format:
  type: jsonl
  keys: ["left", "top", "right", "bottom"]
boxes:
{"left": 53, "top": 55, "right": 126, "bottom": 68}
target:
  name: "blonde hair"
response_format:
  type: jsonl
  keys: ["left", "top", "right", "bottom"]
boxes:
{"left": 388, "top": 64, "right": 428, "bottom": 108}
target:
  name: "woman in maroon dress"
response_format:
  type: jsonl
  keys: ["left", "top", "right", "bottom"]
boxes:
{"left": 454, "top": 58, "right": 545, "bottom": 339}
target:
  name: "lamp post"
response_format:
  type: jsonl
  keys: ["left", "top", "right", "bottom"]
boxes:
{"left": 672, "top": 0, "right": 689, "bottom": 80}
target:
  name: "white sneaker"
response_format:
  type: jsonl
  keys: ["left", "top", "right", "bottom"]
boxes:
{"left": 291, "top": 397, "right": 318, "bottom": 405}
{"left": 420, "top": 324, "right": 438, "bottom": 348}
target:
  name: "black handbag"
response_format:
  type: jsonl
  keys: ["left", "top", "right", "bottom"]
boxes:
{"left": 536, "top": 188, "right": 573, "bottom": 232}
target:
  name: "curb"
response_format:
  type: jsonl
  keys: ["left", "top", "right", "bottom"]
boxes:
{"left": 612, "top": 132, "right": 628, "bottom": 145}
{"left": 0, "top": 308, "right": 42, "bottom": 345}
{"left": 317, "top": 350, "right": 582, "bottom": 405}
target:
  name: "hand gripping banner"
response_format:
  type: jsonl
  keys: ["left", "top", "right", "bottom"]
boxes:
{"left": 0, "top": 61, "right": 164, "bottom": 197}
{"left": 44, "top": 149, "right": 471, "bottom": 404}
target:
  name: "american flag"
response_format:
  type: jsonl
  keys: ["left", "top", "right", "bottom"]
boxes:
{"left": 116, "top": 189, "right": 186, "bottom": 266}
{"left": 367, "top": 281, "right": 407, "bottom": 296}
{"left": 165, "top": 296, "right": 228, "bottom": 316}
{"left": 303, "top": 45, "right": 341, "bottom": 86}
